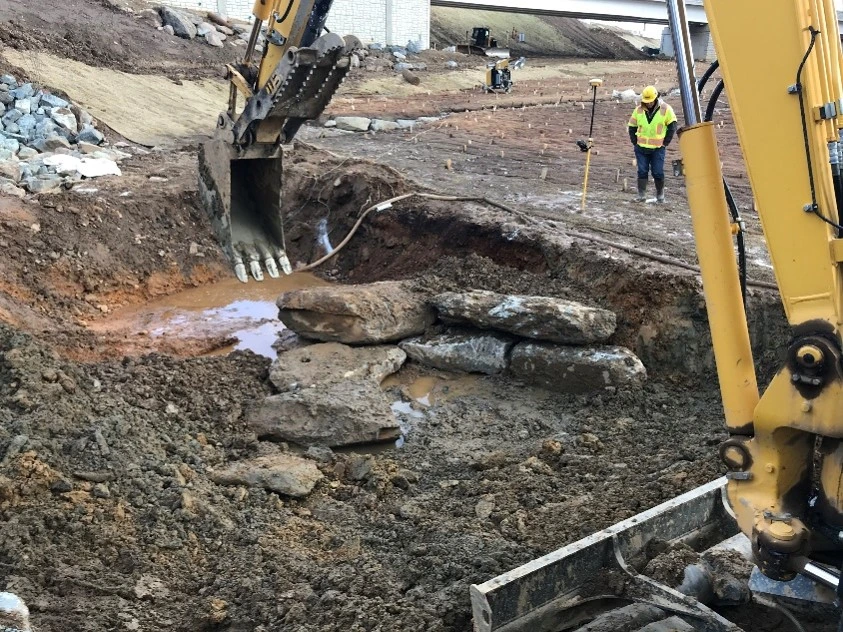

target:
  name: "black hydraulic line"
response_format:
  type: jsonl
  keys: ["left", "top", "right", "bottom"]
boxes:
{"left": 793, "top": 27, "right": 843, "bottom": 236}
{"left": 702, "top": 77, "right": 747, "bottom": 306}
{"left": 705, "top": 80, "right": 725, "bottom": 124}
{"left": 696, "top": 59, "right": 719, "bottom": 94}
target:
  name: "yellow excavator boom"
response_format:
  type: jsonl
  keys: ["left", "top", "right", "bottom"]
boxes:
{"left": 199, "top": 0, "right": 360, "bottom": 282}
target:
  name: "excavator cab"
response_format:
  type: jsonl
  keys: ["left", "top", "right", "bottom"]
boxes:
{"left": 199, "top": 0, "right": 360, "bottom": 282}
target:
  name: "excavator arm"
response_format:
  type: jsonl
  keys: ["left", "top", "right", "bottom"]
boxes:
{"left": 199, "top": 0, "right": 360, "bottom": 282}
{"left": 692, "top": 0, "right": 843, "bottom": 582}
{"left": 471, "top": 1, "right": 843, "bottom": 630}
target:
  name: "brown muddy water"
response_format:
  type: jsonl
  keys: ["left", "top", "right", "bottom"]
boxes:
{"left": 90, "top": 272, "right": 330, "bottom": 358}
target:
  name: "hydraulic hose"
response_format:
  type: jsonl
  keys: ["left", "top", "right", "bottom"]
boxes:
{"left": 696, "top": 59, "right": 720, "bottom": 94}
{"left": 702, "top": 78, "right": 747, "bottom": 306}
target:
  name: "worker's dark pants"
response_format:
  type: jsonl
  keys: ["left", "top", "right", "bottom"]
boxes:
{"left": 635, "top": 145, "right": 666, "bottom": 182}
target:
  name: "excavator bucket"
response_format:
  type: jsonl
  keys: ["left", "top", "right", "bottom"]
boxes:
{"left": 199, "top": 32, "right": 356, "bottom": 282}
{"left": 199, "top": 140, "right": 288, "bottom": 283}
{"left": 470, "top": 477, "right": 839, "bottom": 631}
{"left": 471, "top": 479, "right": 730, "bottom": 631}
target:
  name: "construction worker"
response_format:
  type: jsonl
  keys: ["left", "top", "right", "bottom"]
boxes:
{"left": 628, "top": 85, "right": 677, "bottom": 203}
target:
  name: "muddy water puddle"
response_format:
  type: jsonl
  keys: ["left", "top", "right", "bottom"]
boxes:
{"left": 91, "top": 273, "right": 329, "bottom": 358}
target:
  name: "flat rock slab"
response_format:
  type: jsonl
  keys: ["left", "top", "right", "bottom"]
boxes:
{"left": 400, "top": 331, "right": 514, "bottom": 374}
{"left": 334, "top": 116, "right": 371, "bottom": 132}
{"left": 509, "top": 343, "right": 646, "bottom": 393}
{"left": 209, "top": 454, "right": 323, "bottom": 498}
{"left": 433, "top": 290, "right": 616, "bottom": 344}
{"left": 278, "top": 280, "right": 434, "bottom": 345}
{"left": 249, "top": 380, "right": 400, "bottom": 448}
{"left": 269, "top": 343, "right": 406, "bottom": 392}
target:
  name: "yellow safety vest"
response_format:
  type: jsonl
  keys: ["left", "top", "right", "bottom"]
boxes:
{"left": 628, "top": 101, "right": 677, "bottom": 149}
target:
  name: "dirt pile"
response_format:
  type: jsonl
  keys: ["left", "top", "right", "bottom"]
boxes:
{"left": 431, "top": 8, "right": 646, "bottom": 59}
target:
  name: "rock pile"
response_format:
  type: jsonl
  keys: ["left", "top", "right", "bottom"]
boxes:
{"left": 150, "top": 6, "right": 246, "bottom": 48}
{"left": 275, "top": 281, "right": 646, "bottom": 393}
{"left": 247, "top": 281, "right": 647, "bottom": 449}
{"left": 0, "top": 73, "right": 126, "bottom": 196}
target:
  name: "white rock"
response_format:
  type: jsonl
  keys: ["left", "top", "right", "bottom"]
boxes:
{"left": 51, "top": 107, "right": 78, "bottom": 133}
{"left": 333, "top": 116, "right": 372, "bottom": 132}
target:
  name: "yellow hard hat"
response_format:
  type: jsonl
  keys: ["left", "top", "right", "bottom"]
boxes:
{"left": 641, "top": 85, "right": 658, "bottom": 103}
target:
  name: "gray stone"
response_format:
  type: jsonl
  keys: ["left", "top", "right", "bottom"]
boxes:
{"left": 509, "top": 343, "right": 647, "bottom": 393}
{"left": 38, "top": 93, "right": 68, "bottom": 109}
{"left": 269, "top": 343, "right": 406, "bottom": 392}
{"left": 393, "top": 51, "right": 407, "bottom": 60}
{"left": 216, "top": 24, "right": 235, "bottom": 36}
{"left": 0, "top": 150, "right": 12, "bottom": 161}
{"left": 400, "top": 331, "right": 515, "bottom": 374}
{"left": 162, "top": 24, "right": 175, "bottom": 36}
{"left": 51, "top": 107, "right": 78, "bottom": 133}
{"left": 25, "top": 175, "right": 63, "bottom": 194}
{"left": 370, "top": 119, "right": 400, "bottom": 132}
{"left": 11, "top": 84, "right": 34, "bottom": 100}
{"left": 369, "top": 42, "right": 384, "bottom": 51}
{"left": 4, "top": 123, "right": 18, "bottom": 135}
{"left": 333, "top": 116, "right": 372, "bottom": 132}
{"left": 2, "top": 109, "right": 21, "bottom": 125}
{"left": 394, "top": 62, "right": 412, "bottom": 73}
{"left": 17, "top": 147, "right": 37, "bottom": 160}
{"left": 32, "top": 135, "right": 71, "bottom": 152}
{"left": 205, "top": 30, "right": 224, "bottom": 47}
{"left": 77, "top": 124, "right": 104, "bottom": 145}
{"left": 417, "top": 116, "right": 440, "bottom": 123}
{"left": 0, "top": 138, "right": 20, "bottom": 154}
{"left": 396, "top": 119, "right": 416, "bottom": 129}
{"left": 249, "top": 380, "right": 401, "bottom": 448}
{"left": 15, "top": 114, "right": 35, "bottom": 137}
{"left": 323, "top": 120, "right": 337, "bottom": 128}
{"left": 0, "top": 92, "right": 12, "bottom": 106}
{"left": 0, "top": 75, "right": 17, "bottom": 87}
{"left": 159, "top": 7, "right": 197, "bottom": 39}
{"left": 209, "top": 454, "right": 323, "bottom": 498}
{"left": 196, "top": 21, "right": 216, "bottom": 36}
{"left": 278, "top": 280, "right": 435, "bottom": 344}
{"left": 407, "top": 40, "right": 422, "bottom": 54}
{"left": 445, "top": 60, "right": 459, "bottom": 69}
{"left": 410, "top": 62, "right": 427, "bottom": 71}
{"left": 14, "top": 99, "right": 30, "bottom": 115}
{"left": 433, "top": 290, "right": 617, "bottom": 345}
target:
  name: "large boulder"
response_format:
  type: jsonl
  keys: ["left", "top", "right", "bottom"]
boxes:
{"left": 159, "top": 7, "right": 197, "bottom": 39}
{"left": 400, "top": 331, "right": 514, "bottom": 374}
{"left": 209, "top": 454, "right": 323, "bottom": 498}
{"left": 432, "top": 290, "right": 616, "bottom": 344}
{"left": 277, "top": 280, "right": 435, "bottom": 344}
{"left": 269, "top": 343, "right": 405, "bottom": 392}
{"left": 249, "top": 380, "right": 401, "bottom": 448}
{"left": 509, "top": 342, "right": 646, "bottom": 393}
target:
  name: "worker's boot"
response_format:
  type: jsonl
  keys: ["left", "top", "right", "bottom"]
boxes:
{"left": 655, "top": 179, "right": 665, "bottom": 203}
{"left": 635, "top": 178, "right": 647, "bottom": 202}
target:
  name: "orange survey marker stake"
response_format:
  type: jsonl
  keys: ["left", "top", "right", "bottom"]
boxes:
{"left": 576, "top": 78, "right": 603, "bottom": 210}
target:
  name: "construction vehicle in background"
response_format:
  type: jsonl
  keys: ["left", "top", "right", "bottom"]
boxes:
{"left": 471, "top": 0, "right": 843, "bottom": 630}
{"left": 457, "top": 26, "right": 510, "bottom": 58}
{"left": 198, "top": 0, "right": 359, "bottom": 283}
{"left": 483, "top": 56, "right": 526, "bottom": 94}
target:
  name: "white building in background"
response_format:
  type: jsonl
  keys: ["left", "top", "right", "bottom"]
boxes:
{"left": 162, "top": 0, "right": 431, "bottom": 48}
